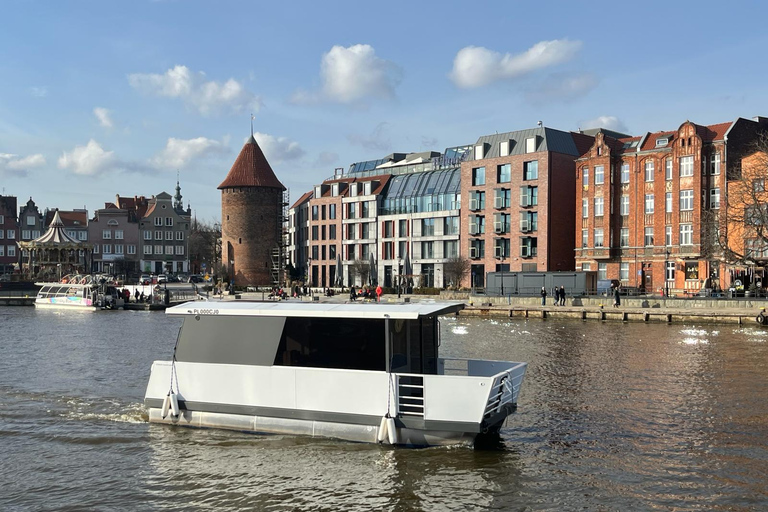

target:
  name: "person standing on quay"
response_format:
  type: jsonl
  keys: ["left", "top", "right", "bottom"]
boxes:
{"left": 614, "top": 285, "right": 621, "bottom": 308}
{"left": 559, "top": 286, "right": 566, "bottom": 306}
{"left": 541, "top": 287, "right": 547, "bottom": 305}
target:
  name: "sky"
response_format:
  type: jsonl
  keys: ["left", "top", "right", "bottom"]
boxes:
{"left": 1, "top": 0, "right": 767, "bottom": 221}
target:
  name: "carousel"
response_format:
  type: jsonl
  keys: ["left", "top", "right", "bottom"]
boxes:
{"left": 17, "top": 210, "right": 93, "bottom": 282}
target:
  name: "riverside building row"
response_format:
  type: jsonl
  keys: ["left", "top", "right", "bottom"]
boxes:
{"left": 289, "top": 116, "right": 768, "bottom": 292}
{"left": 0, "top": 183, "right": 192, "bottom": 277}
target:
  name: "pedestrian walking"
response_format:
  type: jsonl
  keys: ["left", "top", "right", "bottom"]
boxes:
{"left": 559, "top": 285, "right": 566, "bottom": 306}
{"left": 541, "top": 286, "right": 547, "bottom": 305}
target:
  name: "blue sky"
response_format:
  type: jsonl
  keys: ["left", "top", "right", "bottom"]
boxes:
{"left": 1, "top": 0, "right": 767, "bottom": 221}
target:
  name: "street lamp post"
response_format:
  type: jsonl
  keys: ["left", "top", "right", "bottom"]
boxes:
{"left": 665, "top": 250, "right": 670, "bottom": 298}
{"left": 397, "top": 257, "right": 402, "bottom": 298}
{"left": 497, "top": 255, "right": 505, "bottom": 297}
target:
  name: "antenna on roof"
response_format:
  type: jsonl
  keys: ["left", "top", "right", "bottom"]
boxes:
{"left": 250, "top": 113, "right": 255, "bottom": 137}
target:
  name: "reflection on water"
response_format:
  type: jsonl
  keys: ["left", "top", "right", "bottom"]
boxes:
{"left": 1, "top": 307, "right": 768, "bottom": 510}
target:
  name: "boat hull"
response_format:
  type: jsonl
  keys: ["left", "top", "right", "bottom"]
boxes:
{"left": 146, "top": 406, "right": 477, "bottom": 447}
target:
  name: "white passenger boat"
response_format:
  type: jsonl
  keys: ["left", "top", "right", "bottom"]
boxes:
{"left": 35, "top": 275, "right": 124, "bottom": 310}
{"left": 144, "top": 301, "right": 527, "bottom": 447}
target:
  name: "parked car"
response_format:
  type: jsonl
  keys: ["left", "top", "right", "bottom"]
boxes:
{"left": 140, "top": 274, "right": 151, "bottom": 285}
{"left": 157, "top": 274, "right": 168, "bottom": 284}
{"left": 187, "top": 274, "right": 204, "bottom": 283}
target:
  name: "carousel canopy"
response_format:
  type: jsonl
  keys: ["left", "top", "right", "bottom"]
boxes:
{"left": 17, "top": 210, "right": 90, "bottom": 250}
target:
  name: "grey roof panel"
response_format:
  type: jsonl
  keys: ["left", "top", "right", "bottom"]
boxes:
{"left": 474, "top": 126, "right": 582, "bottom": 158}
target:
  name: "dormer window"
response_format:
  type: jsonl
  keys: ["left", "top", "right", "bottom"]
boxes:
{"left": 364, "top": 182, "right": 372, "bottom": 195}
{"left": 314, "top": 186, "right": 322, "bottom": 199}
{"left": 350, "top": 183, "right": 358, "bottom": 196}
{"left": 655, "top": 137, "right": 669, "bottom": 148}
{"left": 332, "top": 183, "right": 339, "bottom": 196}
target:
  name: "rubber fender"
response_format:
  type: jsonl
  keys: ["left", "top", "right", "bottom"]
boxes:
{"left": 169, "top": 393, "right": 180, "bottom": 417}
{"left": 161, "top": 393, "right": 171, "bottom": 419}
{"left": 757, "top": 313, "right": 765, "bottom": 325}
{"left": 386, "top": 417, "right": 398, "bottom": 445}
{"left": 377, "top": 416, "right": 388, "bottom": 443}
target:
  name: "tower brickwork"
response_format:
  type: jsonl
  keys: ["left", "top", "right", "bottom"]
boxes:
{"left": 219, "top": 135, "right": 286, "bottom": 286}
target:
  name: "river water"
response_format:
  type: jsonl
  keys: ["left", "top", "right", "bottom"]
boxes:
{"left": 1, "top": 307, "right": 767, "bottom": 511}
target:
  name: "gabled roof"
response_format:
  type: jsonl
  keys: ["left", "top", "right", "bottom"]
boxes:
{"left": 290, "top": 191, "right": 313, "bottom": 210}
{"left": 44, "top": 209, "right": 88, "bottom": 228}
{"left": 218, "top": 135, "right": 286, "bottom": 190}
{"left": 639, "top": 131, "right": 676, "bottom": 152}
{"left": 22, "top": 210, "right": 82, "bottom": 247}
{"left": 697, "top": 122, "right": 732, "bottom": 142}
{"left": 474, "top": 126, "right": 590, "bottom": 158}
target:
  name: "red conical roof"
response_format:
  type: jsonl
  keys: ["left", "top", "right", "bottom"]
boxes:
{"left": 218, "top": 135, "right": 286, "bottom": 190}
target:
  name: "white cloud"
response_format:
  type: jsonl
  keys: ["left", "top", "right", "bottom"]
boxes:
{"left": 94, "top": 107, "right": 113, "bottom": 128}
{"left": 315, "top": 151, "right": 339, "bottom": 167}
{"left": 253, "top": 132, "right": 305, "bottom": 164}
{"left": 128, "top": 65, "right": 261, "bottom": 116}
{"left": 581, "top": 115, "right": 629, "bottom": 134}
{"left": 58, "top": 139, "right": 115, "bottom": 176}
{"left": 292, "top": 44, "right": 402, "bottom": 105}
{"left": 151, "top": 137, "right": 228, "bottom": 169}
{"left": 0, "top": 153, "right": 46, "bottom": 176}
{"left": 450, "top": 39, "right": 582, "bottom": 88}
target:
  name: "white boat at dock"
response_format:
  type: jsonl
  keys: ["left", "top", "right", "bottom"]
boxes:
{"left": 144, "top": 301, "right": 527, "bottom": 447}
{"left": 35, "top": 275, "right": 124, "bottom": 310}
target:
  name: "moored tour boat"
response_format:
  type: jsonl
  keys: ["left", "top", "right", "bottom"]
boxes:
{"left": 35, "top": 275, "right": 124, "bottom": 310}
{"left": 144, "top": 301, "right": 527, "bottom": 447}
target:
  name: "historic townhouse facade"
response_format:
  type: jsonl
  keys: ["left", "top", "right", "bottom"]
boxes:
{"left": 137, "top": 192, "right": 191, "bottom": 274}
{"left": 575, "top": 117, "right": 768, "bottom": 294}
{"left": 460, "top": 127, "right": 593, "bottom": 287}
{"left": 18, "top": 198, "right": 44, "bottom": 271}
{"left": 44, "top": 209, "right": 89, "bottom": 242}
{"left": 0, "top": 195, "right": 19, "bottom": 273}
{"left": 89, "top": 203, "right": 140, "bottom": 274}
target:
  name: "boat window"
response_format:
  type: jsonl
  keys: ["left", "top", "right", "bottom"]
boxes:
{"left": 274, "top": 317, "right": 385, "bottom": 371}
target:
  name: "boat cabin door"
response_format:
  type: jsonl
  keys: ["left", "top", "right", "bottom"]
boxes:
{"left": 390, "top": 317, "right": 438, "bottom": 375}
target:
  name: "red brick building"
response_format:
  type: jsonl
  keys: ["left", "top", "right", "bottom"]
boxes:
{"left": 0, "top": 195, "right": 19, "bottom": 274}
{"left": 460, "top": 126, "right": 593, "bottom": 287}
{"left": 575, "top": 117, "right": 768, "bottom": 295}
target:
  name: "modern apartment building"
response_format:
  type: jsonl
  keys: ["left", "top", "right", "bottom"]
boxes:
{"left": 287, "top": 191, "right": 312, "bottom": 283}
{"left": 461, "top": 126, "right": 594, "bottom": 287}
{"left": 0, "top": 195, "right": 19, "bottom": 273}
{"left": 575, "top": 117, "right": 768, "bottom": 294}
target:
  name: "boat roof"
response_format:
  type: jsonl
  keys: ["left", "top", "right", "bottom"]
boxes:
{"left": 166, "top": 300, "right": 464, "bottom": 320}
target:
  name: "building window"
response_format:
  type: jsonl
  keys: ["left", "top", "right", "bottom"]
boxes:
{"left": 347, "top": 203, "right": 356, "bottom": 220}
{"left": 594, "top": 197, "right": 604, "bottom": 217}
{"left": 665, "top": 158, "right": 672, "bottom": 181}
{"left": 519, "top": 186, "right": 537, "bottom": 207}
{"left": 754, "top": 179, "right": 765, "bottom": 192}
{"left": 8, "top": 245, "right": 16, "bottom": 257}
{"left": 497, "top": 164, "right": 511, "bottom": 183}
{"left": 582, "top": 199, "right": 588, "bottom": 218}
{"left": 165, "top": 217, "right": 173, "bottom": 227}
{"left": 621, "top": 163, "right": 630, "bottom": 183}
{"left": 495, "top": 188, "right": 511, "bottom": 208}
{"left": 645, "top": 194, "right": 654, "bottom": 214}
{"left": 711, "top": 152, "right": 721, "bottom": 175}
{"left": 398, "top": 241, "right": 407, "bottom": 258}
{"left": 26, "top": 215, "right": 35, "bottom": 226}
{"left": 361, "top": 201, "right": 370, "bottom": 218}
{"left": 421, "top": 241, "right": 434, "bottom": 259}
{"left": 666, "top": 192, "right": 673, "bottom": 213}
{"left": 594, "top": 165, "right": 604, "bottom": 185}
{"left": 6, "top": 230, "right": 14, "bottom": 239}
{"left": 346, "top": 224, "right": 356, "bottom": 239}
{"left": 598, "top": 263, "right": 607, "bottom": 280}
{"left": 311, "top": 205, "right": 319, "bottom": 221}
{"left": 444, "top": 217, "right": 459, "bottom": 236}
{"left": 444, "top": 240, "right": 458, "bottom": 258}
{"left": 155, "top": 231, "right": 162, "bottom": 240}
{"left": 115, "top": 245, "right": 124, "bottom": 255}
{"left": 666, "top": 261, "right": 675, "bottom": 281}
{"left": 77, "top": 231, "right": 86, "bottom": 241}
{"left": 311, "top": 226, "right": 319, "bottom": 240}
{"left": 361, "top": 223, "right": 371, "bottom": 239}
{"left": 114, "top": 230, "right": 124, "bottom": 240}
{"left": 384, "top": 221, "right": 394, "bottom": 238}
{"left": 679, "top": 189, "right": 693, "bottom": 211}
{"left": 644, "top": 227, "right": 654, "bottom": 246}
{"left": 154, "top": 217, "right": 162, "bottom": 226}
{"left": 421, "top": 218, "right": 435, "bottom": 237}
{"left": 469, "top": 191, "right": 486, "bottom": 210}
{"left": 399, "top": 219, "right": 407, "bottom": 237}
{"left": 470, "top": 239, "right": 485, "bottom": 259}
{"left": 679, "top": 155, "right": 694, "bottom": 177}
{"left": 175, "top": 231, "right": 184, "bottom": 240}
{"left": 523, "top": 161, "right": 538, "bottom": 181}
{"left": 472, "top": 167, "right": 486, "bottom": 186}
{"left": 594, "top": 228, "right": 604, "bottom": 247}
{"left": 520, "top": 237, "right": 537, "bottom": 257}
{"left": 128, "top": 245, "right": 136, "bottom": 255}
{"left": 329, "top": 245, "right": 337, "bottom": 259}
{"left": 525, "top": 137, "right": 536, "bottom": 153}
{"left": 21, "top": 230, "right": 30, "bottom": 240}
{"left": 165, "top": 245, "right": 174, "bottom": 255}
{"left": 620, "top": 228, "right": 629, "bottom": 247}
{"left": 620, "top": 195, "right": 629, "bottom": 216}
{"left": 665, "top": 225, "right": 672, "bottom": 246}
{"left": 620, "top": 263, "right": 629, "bottom": 281}
{"left": 144, "top": 230, "right": 152, "bottom": 240}
{"left": 644, "top": 160, "right": 654, "bottom": 182}
{"left": 143, "top": 246, "right": 152, "bottom": 255}
{"left": 175, "top": 246, "right": 184, "bottom": 255}
{"left": 165, "top": 231, "right": 173, "bottom": 241}
{"left": 103, "top": 244, "right": 111, "bottom": 254}
{"left": 321, "top": 205, "right": 326, "bottom": 220}
{"left": 710, "top": 188, "right": 720, "bottom": 209}
{"left": 582, "top": 167, "right": 589, "bottom": 187}
{"left": 680, "top": 224, "right": 693, "bottom": 245}
{"left": 93, "top": 244, "right": 99, "bottom": 254}
{"left": 329, "top": 204, "right": 336, "bottom": 220}
{"left": 329, "top": 225, "right": 337, "bottom": 240}
{"left": 499, "top": 140, "right": 510, "bottom": 157}
{"left": 581, "top": 229, "right": 588, "bottom": 248}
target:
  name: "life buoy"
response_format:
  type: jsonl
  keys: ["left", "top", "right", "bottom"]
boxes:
{"left": 757, "top": 313, "right": 766, "bottom": 325}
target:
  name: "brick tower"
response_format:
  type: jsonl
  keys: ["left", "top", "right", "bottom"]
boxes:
{"left": 219, "top": 135, "right": 286, "bottom": 286}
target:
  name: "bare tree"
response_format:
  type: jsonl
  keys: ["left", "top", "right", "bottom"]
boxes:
{"left": 443, "top": 256, "right": 471, "bottom": 289}
{"left": 349, "top": 259, "right": 370, "bottom": 286}
{"left": 188, "top": 218, "right": 221, "bottom": 274}
{"left": 710, "top": 134, "right": 768, "bottom": 266}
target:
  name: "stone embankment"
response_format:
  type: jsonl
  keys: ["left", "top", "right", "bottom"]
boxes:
{"left": 439, "top": 291, "right": 768, "bottom": 325}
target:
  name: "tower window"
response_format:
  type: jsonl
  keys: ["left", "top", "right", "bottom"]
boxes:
{"left": 239, "top": 238, "right": 242, "bottom": 244}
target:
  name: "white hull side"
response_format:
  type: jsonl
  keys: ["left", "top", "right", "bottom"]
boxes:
{"left": 147, "top": 408, "right": 476, "bottom": 447}
{"left": 34, "top": 301, "right": 97, "bottom": 311}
